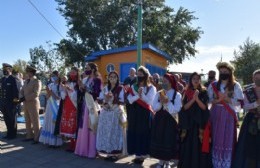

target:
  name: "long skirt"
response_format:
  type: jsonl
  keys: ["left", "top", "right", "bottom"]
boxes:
{"left": 127, "top": 102, "right": 151, "bottom": 156}
{"left": 210, "top": 104, "right": 237, "bottom": 168}
{"left": 178, "top": 119, "right": 212, "bottom": 168}
{"left": 74, "top": 101, "right": 96, "bottom": 158}
{"left": 60, "top": 96, "right": 77, "bottom": 138}
{"left": 150, "top": 109, "right": 178, "bottom": 161}
{"left": 39, "top": 97, "right": 62, "bottom": 146}
{"left": 96, "top": 107, "right": 124, "bottom": 154}
{"left": 54, "top": 100, "right": 63, "bottom": 136}
{"left": 232, "top": 112, "right": 260, "bottom": 168}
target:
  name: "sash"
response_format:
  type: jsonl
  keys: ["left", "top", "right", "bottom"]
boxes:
{"left": 49, "top": 96, "right": 59, "bottom": 122}
{"left": 85, "top": 92, "right": 100, "bottom": 132}
{"left": 211, "top": 82, "right": 238, "bottom": 123}
{"left": 201, "top": 121, "right": 211, "bottom": 153}
{"left": 184, "top": 88, "right": 195, "bottom": 101}
{"left": 128, "top": 85, "right": 155, "bottom": 115}
{"left": 67, "top": 83, "right": 78, "bottom": 109}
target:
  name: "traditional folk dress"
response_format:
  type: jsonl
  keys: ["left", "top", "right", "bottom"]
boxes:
{"left": 127, "top": 84, "right": 156, "bottom": 156}
{"left": 208, "top": 81, "right": 243, "bottom": 168}
{"left": 178, "top": 88, "right": 212, "bottom": 168}
{"left": 74, "top": 77, "right": 101, "bottom": 158}
{"left": 39, "top": 83, "right": 63, "bottom": 146}
{"left": 60, "top": 82, "right": 78, "bottom": 138}
{"left": 233, "top": 85, "right": 260, "bottom": 168}
{"left": 96, "top": 85, "right": 127, "bottom": 155}
{"left": 53, "top": 98, "right": 64, "bottom": 136}
{"left": 150, "top": 88, "right": 182, "bottom": 161}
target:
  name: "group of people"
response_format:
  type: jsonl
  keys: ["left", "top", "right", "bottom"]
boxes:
{"left": 0, "top": 64, "right": 42, "bottom": 144}
{"left": 0, "top": 61, "right": 259, "bottom": 168}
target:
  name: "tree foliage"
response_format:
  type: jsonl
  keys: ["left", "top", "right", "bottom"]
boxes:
{"left": 54, "top": 39, "right": 87, "bottom": 67}
{"left": 55, "top": 0, "right": 202, "bottom": 64}
{"left": 29, "top": 41, "right": 68, "bottom": 85}
{"left": 12, "top": 59, "right": 28, "bottom": 75}
{"left": 29, "top": 41, "right": 66, "bottom": 74}
{"left": 232, "top": 38, "right": 260, "bottom": 85}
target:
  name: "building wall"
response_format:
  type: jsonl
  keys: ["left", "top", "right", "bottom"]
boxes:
{"left": 94, "top": 50, "right": 137, "bottom": 81}
{"left": 142, "top": 50, "right": 168, "bottom": 69}
{"left": 93, "top": 49, "right": 168, "bottom": 82}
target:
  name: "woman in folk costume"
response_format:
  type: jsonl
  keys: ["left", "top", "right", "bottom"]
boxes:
{"left": 74, "top": 62, "right": 102, "bottom": 158}
{"left": 60, "top": 67, "right": 80, "bottom": 152}
{"left": 207, "top": 62, "right": 243, "bottom": 168}
{"left": 54, "top": 75, "right": 68, "bottom": 136}
{"left": 150, "top": 73, "right": 182, "bottom": 168}
{"left": 96, "top": 71, "right": 127, "bottom": 161}
{"left": 39, "top": 71, "right": 63, "bottom": 147}
{"left": 178, "top": 72, "right": 212, "bottom": 168}
{"left": 127, "top": 66, "right": 156, "bottom": 164}
{"left": 233, "top": 69, "right": 260, "bottom": 168}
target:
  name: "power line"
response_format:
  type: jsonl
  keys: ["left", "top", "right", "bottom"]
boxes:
{"left": 27, "top": 0, "right": 85, "bottom": 57}
{"left": 27, "top": 0, "right": 65, "bottom": 39}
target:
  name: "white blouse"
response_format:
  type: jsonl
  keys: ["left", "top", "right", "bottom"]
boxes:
{"left": 98, "top": 85, "right": 124, "bottom": 103}
{"left": 60, "top": 82, "right": 77, "bottom": 106}
{"left": 127, "top": 84, "right": 156, "bottom": 105}
{"left": 207, "top": 81, "right": 244, "bottom": 112}
{"left": 152, "top": 89, "right": 182, "bottom": 115}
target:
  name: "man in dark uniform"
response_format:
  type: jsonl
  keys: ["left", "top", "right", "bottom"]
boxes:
{"left": 0, "top": 63, "right": 19, "bottom": 139}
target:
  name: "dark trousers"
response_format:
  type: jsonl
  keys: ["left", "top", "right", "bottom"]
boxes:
{"left": 2, "top": 104, "right": 17, "bottom": 138}
{"left": 16, "top": 104, "right": 22, "bottom": 116}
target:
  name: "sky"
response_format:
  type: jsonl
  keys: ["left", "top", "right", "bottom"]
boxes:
{"left": 1, "top": 0, "right": 260, "bottom": 76}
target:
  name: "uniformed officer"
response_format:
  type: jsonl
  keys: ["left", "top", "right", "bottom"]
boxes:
{"left": 0, "top": 63, "right": 19, "bottom": 139}
{"left": 20, "top": 65, "right": 42, "bottom": 143}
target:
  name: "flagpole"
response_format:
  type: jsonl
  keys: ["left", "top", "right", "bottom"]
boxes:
{"left": 137, "top": 0, "right": 143, "bottom": 68}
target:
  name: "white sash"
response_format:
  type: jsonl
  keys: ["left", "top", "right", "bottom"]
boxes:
{"left": 85, "top": 92, "right": 100, "bottom": 132}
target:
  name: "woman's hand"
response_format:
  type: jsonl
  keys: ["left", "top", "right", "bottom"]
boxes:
{"left": 160, "top": 95, "right": 169, "bottom": 104}
{"left": 138, "top": 87, "right": 143, "bottom": 98}
{"left": 194, "top": 89, "right": 199, "bottom": 101}
{"left": 218, "top": 92, "right": 226, "bottom": 102}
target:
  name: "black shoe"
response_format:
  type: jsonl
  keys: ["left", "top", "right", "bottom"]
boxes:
{"left": 2, "top": 135, "right": 16, "bottom": 140}
{"left": 65, "top": 148, "right": 74, "bottom": 153}
{"left": 133, "top": 158, "right": 144, "bottom": 164}
{"left": 104, "top": 156, "right": 112, "bottom": 161}
{"left": 7, "top": 136, "right": 16, "bottom": 140}
{"left": 109, "top": 156, "right": 118, "bottom": 162}
{"left": 2, "top": 135, "right": 9, "bottom": 139}
{"left": 104, "top": 156, "right": 118, "bottom": 162}
{"left": 22, "top": 138, "right": 34, "bottom": 142}
{"left": 31, "top": 140, "right": 39, "bottom": 145}
{"left": 48, "top": 145, "right": 60, "bottom": 149}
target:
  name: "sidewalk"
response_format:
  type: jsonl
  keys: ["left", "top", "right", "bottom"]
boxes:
{"left": 0, "top": 119, "right": 170, "bottom": 168}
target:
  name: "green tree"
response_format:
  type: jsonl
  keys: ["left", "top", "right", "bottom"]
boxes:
{"left": 13, "top": 59, "right": 28, "bottom": 74}
{"left": 232, "top": 38, "right": 260, "bottom": 85}
{"left": 54, "top": 39, "right": 87, "bottom": 67}
{"left": 29, "top": 41, "right": 66, "bottom": 74}
{"left": 55, "top": 0, "right": 202, "bottom": 64}
{"left": 29, "top": 41, "right": 67, "bottom": 85}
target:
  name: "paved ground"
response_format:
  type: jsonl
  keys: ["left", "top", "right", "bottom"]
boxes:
{"left": 0, "top": 113, "right": 178, "bottom": 168}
